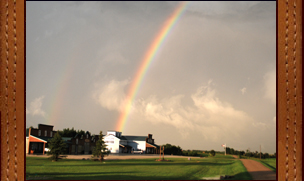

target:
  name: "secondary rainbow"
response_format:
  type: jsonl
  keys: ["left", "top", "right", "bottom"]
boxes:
{"left": 46, "top": 44, "right": 82, "bottom": 125}
{"left": 116, "top": 1, "right": 189, "bottom": 132}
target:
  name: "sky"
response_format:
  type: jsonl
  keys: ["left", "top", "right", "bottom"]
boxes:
{"left": 26, "top": 1, "right": 276, "bottom": 153}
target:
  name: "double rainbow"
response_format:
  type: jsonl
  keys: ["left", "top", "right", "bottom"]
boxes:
{"left": 115, "top": 2, "right": 189, "bottom": 132}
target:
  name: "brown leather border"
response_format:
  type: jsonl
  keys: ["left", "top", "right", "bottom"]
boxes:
{"left": 277, "top": 0, "right": 302, "bottom": 180}
{"left": 0, "top": 0, "right": 25, "bottom": 180}
{"left": 0, "top": 1, "right": 302, "bottom": 181}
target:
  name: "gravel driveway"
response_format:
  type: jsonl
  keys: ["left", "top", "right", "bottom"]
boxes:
{"left": 240, "top": 159, "right": 276, "bottom": 180}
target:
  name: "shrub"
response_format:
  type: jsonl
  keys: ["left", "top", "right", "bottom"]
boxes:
{"left": 209, "top": 150, "right": 216, "bottom": 157}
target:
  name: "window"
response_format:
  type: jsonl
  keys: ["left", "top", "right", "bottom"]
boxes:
{"left": 76, "top": 139, "right": 78, "bottom": 144}
{"left": 50, "top": 132, "right": 53, "bottom": 137}
{"left": 38, "top": 130, "right": 41, "bottom": 136}
{"left": 45, "top": 130, "right": 47, "bottom": 136}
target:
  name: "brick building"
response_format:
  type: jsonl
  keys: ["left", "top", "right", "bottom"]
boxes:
{"left": 26, "top": 124, "right": 67, "bottom": 155}
{"left": 26, "top": 124, "right": 160, "bottom": 155}
{"left": 69, "top": 131, "right": 99, "bottom": 154}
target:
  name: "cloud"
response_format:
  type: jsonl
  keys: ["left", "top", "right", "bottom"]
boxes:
{"left": 240, "top": 87, "right": 246, "bottom": 95}
{"left": 93, "top": 79, "right": 130, "bottom": 111}
{"left": 264, "top": 69, "right": 276, "bottom": 104}
{"left": 94, "top": 79, "right": 260, "bottom": 141}
{"left": 26, "top": 96, "right": 46, "bottom": 117}
{"left": 252, "top": 121, "right": 266, "bottom": 129}
{"left": 136, "top": 82, "right": 255, "bottom": 140}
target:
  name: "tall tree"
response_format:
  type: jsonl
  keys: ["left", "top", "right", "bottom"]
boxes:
{"left": 209, "top": 150, "right": 216, "bottom": 156}
{"left": 162, "top": 143, "right": 183, "bottom": 155}
{"left": 92, "top": 131, "right": 110, "bottom": 162}
{"left": 47, "top": 132, "right": 66, "bottom": 161}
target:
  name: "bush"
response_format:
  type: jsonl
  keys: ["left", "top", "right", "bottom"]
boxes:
{"left": 209, "top": 150, "right": 216, "bottom": 157}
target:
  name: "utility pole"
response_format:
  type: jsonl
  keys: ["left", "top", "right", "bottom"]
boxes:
{"left": 225, "top": 143, "right": 226, "bottom": 156}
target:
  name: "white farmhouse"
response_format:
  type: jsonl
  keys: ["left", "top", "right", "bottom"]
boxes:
{"left": 104, "top": 131, "right": 160, "bottom": 154}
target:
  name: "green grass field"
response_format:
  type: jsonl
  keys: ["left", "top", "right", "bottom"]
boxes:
{"left": 249, "top": 158, "right": 276, "bottom": 172}
{"left": 26, "top": 155, "right": 251, "bottom": 180}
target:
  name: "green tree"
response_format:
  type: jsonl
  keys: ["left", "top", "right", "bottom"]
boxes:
{"left": 92, "top": 131, "right": 110, "bottom": 162}
{"left": 47, "top": 132, "right": 67, "bottom": 161}
{"left": 240, "top": 151, "right": 245, "bottom": 156}
{"left": 230, "top": 148, "right": 235, "bottom": 155}
{"left": 163, "top": 143, "right": 183, "bottom": 155}
{"left": 264, "top": 152, "right": 270, "bottom": 159}
{"left": 209, "top": 150, "right": 216, "bottom": 157}
{"left": 226, "top": 147, "right": 231, "bottom": 154}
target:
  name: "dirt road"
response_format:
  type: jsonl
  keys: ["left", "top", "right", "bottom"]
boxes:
{"left": 239, "top": 159, "right": 276, "bottom": 180}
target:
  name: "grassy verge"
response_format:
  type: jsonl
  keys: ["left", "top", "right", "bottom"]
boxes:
{"left": 26, "top": 156, "right": 251, "bottom": 180}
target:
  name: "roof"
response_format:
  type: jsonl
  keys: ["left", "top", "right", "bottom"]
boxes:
{"left": 85, "top": 131, "right": 91, "bottom": 136}
{"left": 122, "top": 135, "right": 147, "bottom": 141}
{"left": 31, "top": 136, "right": 72, "bottom": 143}
{"left": 146, "top": 142, "right": 160, "bottom": 148}
{"left": 38, "top": 124, "right": 54, "bottom": 127}
{"left": 119, "top": 136, "right": 128, "bottom": 140}
{"left": 62, "top": 137, "right": 73, "bottom": 142}
{"left": 29, "top": 135, "right": 47, "bottom": 143}
{"left": 119, "top": 144, "right": 132, "bottom": 148}
{"left": 107, "top": 135, "right": 148, "bottom": 141}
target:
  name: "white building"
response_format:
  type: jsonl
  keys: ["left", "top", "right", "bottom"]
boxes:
{"left": 104, "top": 131, "right": 159, "bottom": 154}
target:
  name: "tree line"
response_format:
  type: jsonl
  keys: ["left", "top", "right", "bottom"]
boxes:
{"left": 161, "top": 144, "right": 276, "bottom": 159}
{"left": 224, "top": 147, "right": 276, "bottom": 159}
{"left": 57, "top": 127, "right": 90, "bottom": 138}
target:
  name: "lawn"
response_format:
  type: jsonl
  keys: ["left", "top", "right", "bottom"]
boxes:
{"left": 26, "top": 156, "right": 251, "bottom": 180}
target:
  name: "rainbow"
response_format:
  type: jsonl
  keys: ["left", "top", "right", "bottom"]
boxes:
{"left": 46, "top": 45, "right": 83, "bottom": 125}
{"left": 116, "top": 1, "right": 189, "bottom": 132}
